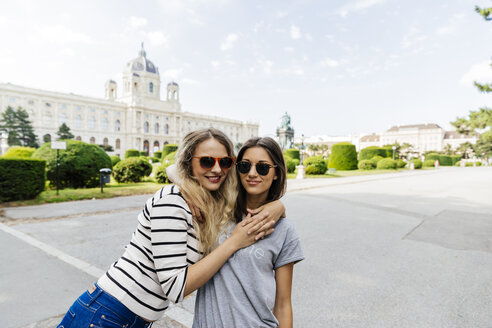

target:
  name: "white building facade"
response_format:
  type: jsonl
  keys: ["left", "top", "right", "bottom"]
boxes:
{"left": 0, "top": 46, "right": 258, "bottom": 157}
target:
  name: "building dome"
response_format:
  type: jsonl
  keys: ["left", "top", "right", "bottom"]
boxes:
{"left": 125, "top": 43, "right": 159, "bottom": 76}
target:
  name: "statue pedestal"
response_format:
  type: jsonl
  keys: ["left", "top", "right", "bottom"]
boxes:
{"left": 296, "top": 165, "right": 306, "bottom": 179}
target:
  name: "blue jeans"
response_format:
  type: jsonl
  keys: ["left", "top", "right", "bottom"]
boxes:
{"left": 57, "top": 283, "right": 153, "bottom": 328}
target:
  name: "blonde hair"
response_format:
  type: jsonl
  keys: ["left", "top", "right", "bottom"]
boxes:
{"left": 176, "top": 128, "right": 238, "bottom": 255}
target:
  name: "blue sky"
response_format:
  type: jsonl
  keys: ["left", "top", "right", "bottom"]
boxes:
{"left": 1, "top": 0, "right": 491, "bottom": 137}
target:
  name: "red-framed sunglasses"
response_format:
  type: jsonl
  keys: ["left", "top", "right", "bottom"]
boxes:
{"left": 193, "top": 156, "right": 235, "bottom": 170}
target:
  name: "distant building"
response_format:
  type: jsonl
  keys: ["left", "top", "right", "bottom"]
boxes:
{"left": 359, "top": 133, "right": 380, "bottom": 149}
{"left": 0, "top": 44, "right": 258, "bottom": 157}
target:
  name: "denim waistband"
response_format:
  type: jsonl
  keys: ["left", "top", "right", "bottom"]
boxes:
{"left": 86, "top": 283, "right": 152, "bottom": 327}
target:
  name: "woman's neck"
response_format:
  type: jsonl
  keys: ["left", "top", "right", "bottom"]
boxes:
{"left": 246, "top": 193, "right": 268, "bottom": 212}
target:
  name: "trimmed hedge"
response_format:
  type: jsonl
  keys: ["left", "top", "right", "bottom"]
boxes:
{"left": 285, "top": 158, "right": 299, "bottom": 173}
{"left": 423, "top": 159, "right": 435, "bottom": 167}
{"left": 438, "top": 155, "right": 452, "bottom": 166}
{"left": 125, "top": 149, "right": 140, "bottom": 158}
{"left": 112, "top": 157, "right": 153, "bottom": 183}
{"left": 411, "top": 159, "right": 423, "bottom": 169}
{"left": 359, "top": 146, "right": 387, "bottom": 160}
{"left": 328, "top": 143, "right": 357, "bottom": 170}
{"left": 0, "top": 158, "right": 46, "bottom": 202}
{"left": 425, "top": 153, "right": 440, "bottom": 161}
{"left": 2, "top": 146, "right": 36, "bottom": 158}
{"left": 450, "top": 155, "right": 462, "bottom": 166}
{"left": 155, "top": 165, "right": 169, "bottom": 183}
{"left": 154, "top": 151, "right": 162, "bottom": 159}
{"left": 32, "top": 140, "right": 112, "bottom": 189}
{"left": 304, "top": 156, "right": 327, "bottom": 175}
{"left": 358, "top": 159, "right": 375, "bottom": 170}
{"left": 371, "top": 155, "right": 384, "bottom": 166}
{"left": 110, "top": 155, "right": 121, "bottom": 167}
{"left": 162, "top": 151, "right": 177, "bottom": 164}
{"left": 377, "top": 158, "right": 397, "bottom": 170}
{"left": 283, "top": 148, "right": 300, "bottom": 160}
{"left": 396, "top": 159, "right": 407, "bottom": 168}
{"left": 381, "top": 146, "right": 396, "bottom": 158}
{"left": 162, "top": 144, "right": 179, "bottom": 158}
{"left": 139, "top": 151, "right": 147, "bottom": 156}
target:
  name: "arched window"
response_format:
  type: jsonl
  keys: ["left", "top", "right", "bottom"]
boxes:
{"left": 153, "top": 141, "right": 160, "bottom": 152}
{"left": 115, "top": 119, "right": 120, "bottom": 132}
{"left": 149, "top": 82, "right": 154, "bottom": 93}
{"left": 74, "top": 115, "right": 82, "bottom": 129}
{"left": 90, "top": 137, "right": 96, "bottom": 144}
{"left": 154, "top": 122, "right": 159, "bottom": 134}
{"left": 89, "top": 116, "right": 96, "bottom": 129}
{"left": 115, "top": 138, "right": 120, "bottom": 149}
{"left": 75, "top": 136, "right": 81, "bottom": 141}
{"left": 103, "top": 138, "right": 109, "bottom": 146}
{"left": 144, "top": 121, "right": 149, "bottom": 133}
{"left": 102, "top": 118, "right": 109, "bottom": 131}
{"left": 164, "top": 123, "right": 169, "bottom": 135}
{"left": 59, "top": 112, "right": 67, "bottom": 124}
{"left": 143, "top": 140, "right": 149, "bottom": 156}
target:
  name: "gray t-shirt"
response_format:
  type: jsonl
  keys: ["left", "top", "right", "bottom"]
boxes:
{"left": 193, "top": 218, "right": 304, "bottom": 328}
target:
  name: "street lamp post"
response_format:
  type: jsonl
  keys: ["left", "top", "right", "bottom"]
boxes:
{"left": 296, "top": 134, "right": 306, "bottom": 179}
{"left": 392, "top": 145, "right": 396, "bottom": 160}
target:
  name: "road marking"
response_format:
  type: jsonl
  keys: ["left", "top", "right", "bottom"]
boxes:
{"left": 0, "top": 222, "right": 105, "bottom": 278}
{"left": 0, "top": 222, "right": 194, "bottom": 327}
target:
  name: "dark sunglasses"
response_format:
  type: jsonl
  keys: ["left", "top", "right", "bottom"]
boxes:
{"left": 193, "top": 156, "right": 235, "bottom": 170}
{"left": 236, "top": 161, "right": 277, "bottom": 176}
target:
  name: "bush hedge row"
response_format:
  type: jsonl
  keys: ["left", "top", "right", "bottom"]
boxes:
{"left": 32, "top": 140, "right": 112, "bottom": 189}
{"left": 110, "top": 155, "right": 121, "bottom": 167}
{"left": 0, "top": 158, "right": 46, "bottom": 202}
{"left": 2, "top": 146, "right": 36, "bottom": 158}
{"left": 285, "top": 158, "right": 299, "bottom": 173}
{"left": 411, "top": 159, "right": 423, "bottom": 169}
{"left": 162, "top": 144, "right": 179, "bottom": 158}
{"left": 359, "top": 146, "right": 387, "bottom": 160}
{"left": 112, "top": 157, "right": 153, "bottom": 183}
{"left": 283, "top": 148, "right": 300, "bottom": 160}
{"left": 377, "top": 158, "right": 397, "bottom": 170}
{"left": 358, "top": 159, "right": 375, "bottom": 170}
{"left": 423, "top": 159, "right": 435, "bottom": 167}
{"left": 328, "top": 143, "right": 357, "bottom": 170}
{"left": 304, "top": 156, "right": 327, "bottom": 175}
{"left": 125, "top": 149, "right": 140, "bottom": 158}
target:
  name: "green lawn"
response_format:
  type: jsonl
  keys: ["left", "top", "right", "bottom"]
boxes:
{"left": 1, "top": 180, "right": 165, "bottom": 207}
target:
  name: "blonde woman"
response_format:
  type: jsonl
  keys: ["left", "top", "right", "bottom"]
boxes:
{"left": 57, "top": 128, "right": 284, "bottom": 328}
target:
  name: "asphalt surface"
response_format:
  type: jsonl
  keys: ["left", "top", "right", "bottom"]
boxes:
{"left": 1, "top": 167, "right": 491, "bottom": 328}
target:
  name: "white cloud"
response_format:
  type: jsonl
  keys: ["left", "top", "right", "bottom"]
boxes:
{"left": 321, "top": 58, "right": 339, "bottom": 68}
{"left": 258, "top": 59, "right": 273, "bottom": 75}
{"left": 253, "top": 21, "right": 263, "bottom": 33}
{"left": 436, "top": 25, "right": 454, "bottom": 36}
{"left": 147, "top": 31, "right": 168, "bottom": 46}
{"left": 284, "top": 67, "right": 304, "bottom": 76}
{"left": 276, "top": 11, "right": 287, "bottom": 18}
{"left": 163, "top": 68, "right": 184, "bottom": 80}
{"left": 182, "top": 78, "right": 199, "bottom": 84}
{"left": 305, "top": 33, "right": 313, "bottom": 41}
{"left": 211, "top": 60, "right": 220, "bottom": 68}
{"left": 220, "top": 33, "right": 238, "bottom": 51}
{"left": 225, "top": 59, "right": 236, "bottom": 66}
{"left": 32, "top": 24, "right": 93, "bottom": 44}
{"left": 290, "top": 25, "right": 301, "bottom": 40}
{"left": 401, "top": 27, "right": 427, "bottom": 49}
{"left": 338, "top": 0, "right": 390, "bottom": 17}
{"left": 460, "top": 60, "right": 492, "bottom": 86}
{"left": 129, "top": 16, "right": 148, "bottom": 29}
{"left": 284, "top": 47, "right": 295, "bottom": 52}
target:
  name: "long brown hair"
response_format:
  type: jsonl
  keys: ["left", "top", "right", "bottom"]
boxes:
{"left": 234, "top": 137, "right": 287, "bottom": 220}
{"left": 176, "top": 128, "right": 238, "bottom": 255}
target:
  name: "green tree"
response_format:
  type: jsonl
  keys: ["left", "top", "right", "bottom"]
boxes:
{"left": 452, "top": 4, "right": 492, "bottom": 157}
{"left": 0, "top": 106, "right": 39, "bottom": 147}
{"left": 56, "top": 123, "right": 74, "bottom": 140}
{"left": 456, "top": 142, "right": 475, "bottom": 159}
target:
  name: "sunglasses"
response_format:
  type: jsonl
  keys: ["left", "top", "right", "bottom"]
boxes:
{"left": 193, "top": 156, "right": 235, "bottom": 170}
{"left": 236, "top": 161, "right": 277, "bottom": 176}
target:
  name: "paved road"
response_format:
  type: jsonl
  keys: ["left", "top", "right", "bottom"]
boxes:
{"left": 1, "top": 167, "right": 491, "bottom": 327}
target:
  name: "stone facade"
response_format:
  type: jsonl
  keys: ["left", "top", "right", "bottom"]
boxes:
{"left": 0, "top": 45, "right": 258, "bottom": 157}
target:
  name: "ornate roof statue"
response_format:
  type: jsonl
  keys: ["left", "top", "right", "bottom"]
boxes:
{"left": 280, "top": 112, "right": 292, "bottom": 129}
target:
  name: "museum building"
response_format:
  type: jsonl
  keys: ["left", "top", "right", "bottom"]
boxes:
{"left": 0, "top": 45, "right": 259, "bottom": 157}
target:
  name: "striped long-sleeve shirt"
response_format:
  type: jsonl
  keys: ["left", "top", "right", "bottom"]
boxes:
{"left": 98, "top": 184, "right": 202, "bottom": 321}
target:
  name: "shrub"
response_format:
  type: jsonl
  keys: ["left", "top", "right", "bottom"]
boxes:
{"left": 152, "top": 157, "right": 160, "bottom": 163}
{"left": 377, "top": 158, "right": 397, "bottom": 170}
{"left": 396, "top": 159, "right": 407, "bottom": 168}
{"left": 371, "top": 156, "right": 384, "bottom": 166}
{"left": 450, "top": 155, "right": 462, "bottom": 166}
{"left": 304, "top": 156, "right": 327, "bottom": 175}
{"left": 154, "top": 151, "right": 162, "bottom": 159}
{"left": 0, "top": 158, "right": 46, "bottom": 202}
{"left": 328, "top": 143, "right": 357, "bottom": 170}
{"left": 465, "top": 162, "right": 474, "bottom": 167}
{"left": 358, "top": 159, "right": 375, "bottom": 170}
{"left": 285, "top": 158, "right": 298, "bottom": 173}
{"left": 476, "top": 161, "right": 482, "bottom": 166}
{"left": 125, "top": 149, "right": 140, "bottom": 158}
{"left": 162, "top": 144, "right": 179, "bottom": 158}
{"left": 423, "top": 159, "right": 435, "bottom": 167}
{"left": 283, "top": 148, "right": 300, "bottom": 160}
{"left": 32, "top": 140, "right": 111, "bottom": 188}
{"left": 155, "top": 165, "right": 169, "bottom": 183}
{"left": 2, "top": 146, "right": 36, "bottom": 158}
{"left": 411, "top": 159, "right": 422, "bottom": 169}
{"left": 359, "top": 146, "right": 387, "bottom": 160}
{"left": 112, "top": 157, "right": 153, "bottom": 183}
{"left": 110, "top": 155, "right": 121, "bottom": 167}
{"left": 425, "top": 153, "right": 440, "bottom": 161}
{"left": 139, "top": 151, "right": 147, "bottom": 156}
{"left": 381, "top": 146, "right": 396, "bottom": 158}
{"left": 162, "top": 151, "right": 177, "bottom": 164}
{"left": 438, "top": 155, "right": 452, "bottom": 166}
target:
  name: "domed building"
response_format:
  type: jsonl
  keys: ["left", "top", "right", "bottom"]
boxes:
{"left": 0, "top": 44, "right": 259, "bottom": 156}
